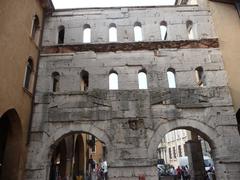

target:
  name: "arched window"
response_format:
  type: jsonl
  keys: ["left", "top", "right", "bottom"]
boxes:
{"left": 52, "top": 72, "right": 60, "bottom": 92}
{"left": 80, "top": 70, "right": 89, "bottom": 91}
{"left": 31, "top": 15, "right": 40, "bottom": 42}
{"left": 167, "top": 68, "right": 176, "bottom": 88}
{"left": 160, "top": 21, "right": 167, "bottom": 40}
{"left": 109, "top": 70, "right": 118, "bottom": 90}
{"left": 186, "top": 20, "right": 194, "bottom": 40}
{"left": 195, "top": 66, "right": 205, "bottom": 86}
{"left": 134, "top": 22, "right": 143, "bottom": 42}
{"left": 24, "top": 58, "right": 33, "bottom": 89}
{"left": 109, "top": 24, "right": 117, "bottom": 42}
{"left": 58, "top": 26, "right": 65, "bottom": 44}
{"left": 138, "top": 69, "right": 148, "bottom": 89}
{"left": 83, "top": 24, "right": 91, "bottom": 43}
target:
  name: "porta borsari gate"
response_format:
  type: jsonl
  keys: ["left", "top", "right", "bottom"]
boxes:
{"left": 25, "top": 4, "right": 240, "bottom": 180}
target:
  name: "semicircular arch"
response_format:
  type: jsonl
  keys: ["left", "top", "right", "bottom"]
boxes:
{"left": 0, "top": 108, "right": 23, "bottom": 180}
{"left": 43, "top": 124, "right": 111, "bottom": 159}
{"left": 0, "top": 108, "right": 23, "bottom": 139}
{"left": 148, "top": 119, "right": 219, "bottom": 159}
{"left": 51, "top": 124, "right": 111, "bottom": 146}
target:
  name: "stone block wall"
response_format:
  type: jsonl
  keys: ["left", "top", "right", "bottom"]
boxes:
{"left": 42, "top": 6, "right": 216, "bottom": 46}
{"left": 25, "top": 2, "right": 240, "bottom": 180}
{"left": 38, "top": 48, "right": 226, "bottom": 92}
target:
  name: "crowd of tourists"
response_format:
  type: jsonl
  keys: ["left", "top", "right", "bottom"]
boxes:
{"left": 158, "top": 163, "right": 215, "bottom": 180}
{"left": 88, "top": 157, "right": 108, "bottom": 180}
{"left": 175, "top": 166, "right": 191, "bottom": 180}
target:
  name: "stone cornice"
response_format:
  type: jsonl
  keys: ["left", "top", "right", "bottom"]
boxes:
{"left": 41, "top": 38, "right": 219, "bottom": 54}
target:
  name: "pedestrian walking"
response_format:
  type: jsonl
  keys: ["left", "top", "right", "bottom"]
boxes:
{"left": 170, "top": 167, "right": 177, "bottom": 180}
{"left": 176, "top": 166, "right": 182, "bottom": 180}
{"left": 101, "top": 159, "right": 108, "bottom": 180}
{"left": 182, "top": 166, "right": 190, "bottom": 180}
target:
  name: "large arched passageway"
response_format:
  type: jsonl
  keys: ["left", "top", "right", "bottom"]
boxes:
{"left": 148, "top": 119, "right": 218, "bottom": 158}
{"left": 49, "top": 131, "right": 107, "bottom": 180}
{"left": 0, "top": 109, "right": 23, "bottom": 180}
{"left": 148, "top": 119, "right": 221, "bottom": 179}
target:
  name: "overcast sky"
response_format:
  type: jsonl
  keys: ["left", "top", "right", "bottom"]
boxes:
{"left": 52, "top": 0, "right": 176, "bottom": 9}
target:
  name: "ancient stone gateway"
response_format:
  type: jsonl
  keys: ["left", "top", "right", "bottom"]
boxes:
{"left": 25, "top": 2, "right": 240, "bottom": 180}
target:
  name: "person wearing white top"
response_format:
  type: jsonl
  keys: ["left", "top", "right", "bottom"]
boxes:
{"left": 101, "top": 160, "right": 108, "bottom": 180}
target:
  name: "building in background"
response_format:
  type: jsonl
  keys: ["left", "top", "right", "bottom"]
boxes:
{"left": 49, "top": 133, "right": 105, "bottom": 180}
{"left": 158, "top": 129, "right": 211, "bottom": 168}
{"left": 91, "top": 137, "right": 106, "bottom": 163}
{"left": 0, "top": 0, "right": 53, "bottom": 179}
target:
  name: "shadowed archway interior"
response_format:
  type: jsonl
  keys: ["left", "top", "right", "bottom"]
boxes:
{"left": 0, "top": 109, "right": 23, "bottom": 180}
{"left": 49, "top": 132, "right": 106, "bottom": 180}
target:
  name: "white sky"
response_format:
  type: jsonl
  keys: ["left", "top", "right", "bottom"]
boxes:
{"left": 167, "top": 71, "right": 176, "bottom": 88}
{"left": 52, "top": 0, "right": 176, "bottom": 9}
{"left": 109, "top": 73, "right": 118, "bottom": 90}
{"left": 138, "top": 72, "right": 148, "bottom": 89}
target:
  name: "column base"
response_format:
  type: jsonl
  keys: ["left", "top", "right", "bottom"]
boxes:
{"left": 108, "top": 166, "right": 158, "bottom": 180}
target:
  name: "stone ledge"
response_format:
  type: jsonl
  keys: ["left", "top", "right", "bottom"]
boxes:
{"left": 35, "top": 86, "right": 231, "bottom": 107}
{"left": 41, "top": 38, "right": 219, "bottom": 54}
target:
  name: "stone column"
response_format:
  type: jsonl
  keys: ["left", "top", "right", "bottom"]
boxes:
{"left": 212, "top": 130, "right": 240, "bottom": 180}
{"left": 65, "top": 136, "right": 74, "bottom": 180}
{"left": 24, "top": 132, "right": 50, "bottom": 180}
{"left": 184, "top": 139, "right": 205, "bottom": 180}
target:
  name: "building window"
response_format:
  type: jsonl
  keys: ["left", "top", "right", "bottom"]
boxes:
{"left": 31, "top": 15, "right": 40, "bottom": 44}
{"left": 23, "top": 58, "right": 33, "bottom": 89}
{"left": 195, "top": 66, "right": 205, "bottom": 86}
{"left": 186, "top": 20, "right": 195, "bottom": 40}
{"left": 109, "top": 70, "right": 118, "bottom": 90}
{"left": 91, "top": 136, "right": 96, "bottom": 153}
{"left": 169, "top": 148, "right": 172, "bottom": 159}
{"left": 167, "top": 68, "right": 176, "bottom": 88}
{"left": 109, "top": 23, "right": 117, "bottom": 42}
{"left": 138, "top": 69, "right": 148, "bottom": 89}
{"left": 173, "top": 146, "right": 176, "bottom": 158}
{"left": 160, "top": 21, "right": 167, "bottom": 40}
{"left": 178, "top": 145, "right": 182, "bottom": 157}
{"left": 58, "top": 26, "right": 65, "bottom": 44}
{"left": 80, "top": 70, "right": 89, "bottom": 91}
{"left": 52, "top": 72, "right": 60, "bottom": 92}
{"left": 83, "top": 24, "right": 91, "bottom": 43}
{"left": 134, "top": 22, "right": 143, "bottom": 42}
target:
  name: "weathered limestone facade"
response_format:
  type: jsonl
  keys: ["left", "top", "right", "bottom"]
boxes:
{"left": 26, "top": 1, "right": 240, "bottom": 180}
